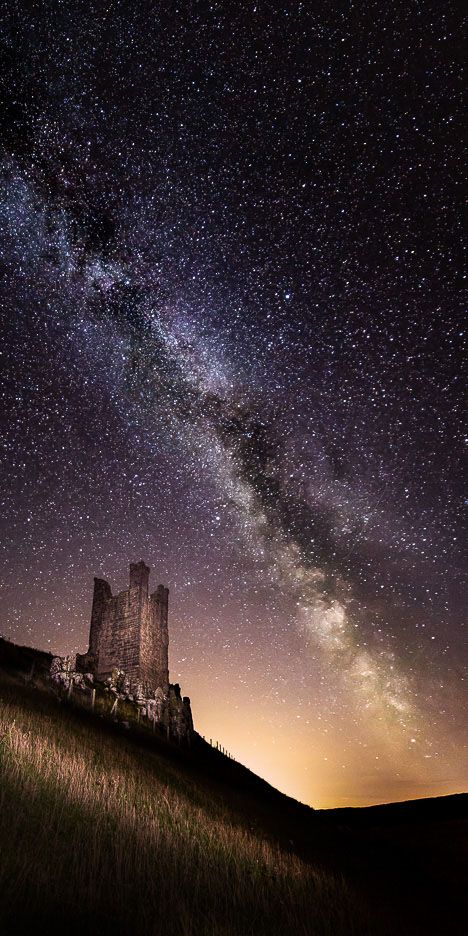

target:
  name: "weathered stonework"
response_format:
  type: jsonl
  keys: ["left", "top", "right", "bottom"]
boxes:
{"left": 71, "top": 561, "right": 193, "bottom": 741}
{"left": 77, "top": 561, "right": 169, "bottom": 695}
{"left": 49, "top": 656, "right": 193, "bottom": 742}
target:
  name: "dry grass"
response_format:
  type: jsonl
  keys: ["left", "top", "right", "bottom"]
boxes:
{"left": 0, "top": 681, "right": 370, "bottom": 936}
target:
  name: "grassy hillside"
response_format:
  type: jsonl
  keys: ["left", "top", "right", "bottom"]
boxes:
{"left": 0, "top": 645, "right": 466, "bottom": 935}
{"left": 0, "top": 671, "right": 369, "bottom": 936}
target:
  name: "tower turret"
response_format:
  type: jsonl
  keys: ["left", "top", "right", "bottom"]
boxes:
{"left": 129, "top": 560, "right": 150, "bottom": 596}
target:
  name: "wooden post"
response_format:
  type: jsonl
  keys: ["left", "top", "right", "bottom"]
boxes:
{"left": 67, "top": 680, "right": 73, "bottom": 700}
{"left": 90, "top": 688, "right": 96, "bottom": 710}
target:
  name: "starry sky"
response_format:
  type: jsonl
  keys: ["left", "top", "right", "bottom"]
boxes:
{"left": 0, "top": 1, "right": 466, "bottom": 807}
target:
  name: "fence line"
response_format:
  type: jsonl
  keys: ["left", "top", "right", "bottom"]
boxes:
{"left": 201, "top": 735, "right": 236, "bottom": 761}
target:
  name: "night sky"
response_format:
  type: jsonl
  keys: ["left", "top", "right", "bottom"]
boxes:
{"left": 0, "top": 2, "right": 466, "bottom": 807}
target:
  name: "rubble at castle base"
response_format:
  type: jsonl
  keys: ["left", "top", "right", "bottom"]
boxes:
{"left": 50, "top": 655, "right": 193, "bottom": 742}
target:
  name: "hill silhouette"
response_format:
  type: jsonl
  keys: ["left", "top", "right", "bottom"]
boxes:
{"left": 0, "top": 637, "right": 466, "bottom": 935}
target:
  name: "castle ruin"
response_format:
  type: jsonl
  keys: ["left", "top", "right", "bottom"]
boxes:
{"left": 77, "top": 561, "right": 169, "bottom": 695}
{"left": 73, "top": 561, "right": 193, "bottom": 740}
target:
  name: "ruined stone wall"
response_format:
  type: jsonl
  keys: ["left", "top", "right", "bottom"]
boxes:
{"left": 139, "top": 586, "right": 169, "bottom": 692}
{"left": 78, "top": 562, "right": 171, "bottom": 696}
{"left": 96, "top": 587, "right": 142, "bottom": 684}
{"left": 89, "top": 578, "right": 112, "bottom": 659}
{"left": 50, "top": 656, "right": 194, "bottom": 743}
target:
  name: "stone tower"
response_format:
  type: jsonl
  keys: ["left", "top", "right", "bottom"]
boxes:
{"left": 77, "top": 561, "right": 169, "bottom": 693}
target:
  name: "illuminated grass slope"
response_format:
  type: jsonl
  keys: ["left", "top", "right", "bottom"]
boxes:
{"left": 0, "top": 674, "right": 368, "bottom": 935}
{"left": 0, "top": 641, "right": 466, "bottom": 936}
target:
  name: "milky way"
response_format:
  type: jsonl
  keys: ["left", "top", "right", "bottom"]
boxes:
{"left": 0, "top": 3, "right": 466, "bottom": 805}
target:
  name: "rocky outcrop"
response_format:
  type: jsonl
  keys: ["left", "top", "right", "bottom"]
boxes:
{"left": 50, "top": 655, "right": 193, "bottom": 743}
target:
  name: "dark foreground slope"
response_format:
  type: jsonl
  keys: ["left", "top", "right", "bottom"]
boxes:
{"left": 0, "top": 640, "right": 466, "bottom": 936}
